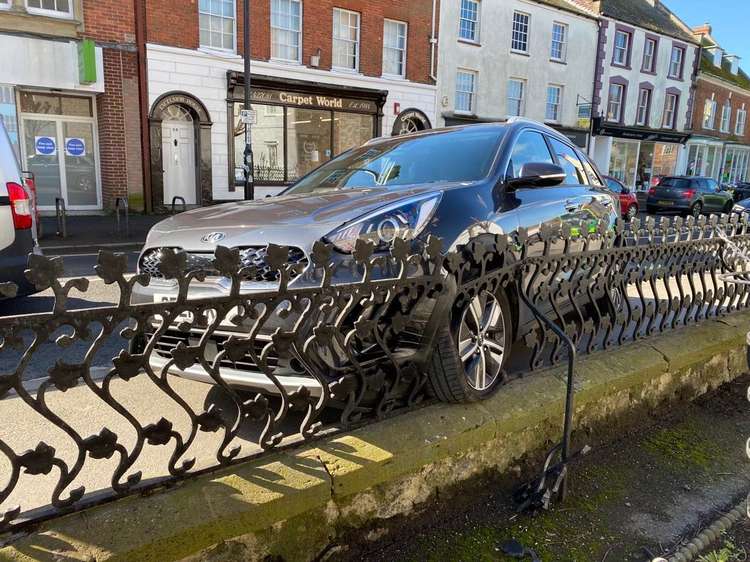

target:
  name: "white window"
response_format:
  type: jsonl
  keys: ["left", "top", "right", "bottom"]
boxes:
{"left": 333, "top": 8, "right": 360, "bottom": 71}
{"left": 459, "top": 0, "right": 480, "bottom": 42}
{"left": 0, "top": 0, "right": 9, "bottom": 9}
{"left": 643, "top": 38, "right": 657, "bottom": 72}
{"left": 507, "top": 79, "right": 525, "bottom": 117}
{"left": 669, "top": 46, "right": 684, "bottom": 78}
{"left": 26, "top": 0, "right": 73, "bottom": 17}
{"left": 511, "top": 12, "right": 529, "bottom": 53}
{"left": 703, "top": 98, "right": 717, "bottom": 129}
{"left": 613, "top": 30, "right": 630, "bottom": 66}
{"left": 607, "top": 84, "right": 624, "bottom": 122}
{"left": 383, "top": 20, "right": 407, "bottom": 77}
{"left": 736, "top": 106, "right": 747, "bottom": 135}
{"left": 721, "top": 101, "right": 732, "bottom": 132}
{"left": 199, "top": 0, "right": 235, "bottom": 51}
{"left": 455, "top": 70, "right": 477, "bottom": 113}
{"left": 636, "top": 88, "right": 651, "bottom": 126}
{"left": 271, "top": 0, "right": 302, "bottom": 62}
{"left": 545, "top": 85, "right": 562, "bottom": 121}
{"left": 662, "top": 93, "right": 678, "bottom": 129}
{"left": 550, "top": 22, "right": 567, "bottom": 62}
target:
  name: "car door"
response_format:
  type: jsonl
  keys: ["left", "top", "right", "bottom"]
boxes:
{"left": 704, "top": 178, "right": 729, "bottom": 212}
{"left": 501, "top": 129, "right": 576, "bottom": 256}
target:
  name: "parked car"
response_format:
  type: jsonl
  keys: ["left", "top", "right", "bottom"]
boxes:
{"left": 646, "top": 176, "right": 734, "bottom": 217}
{"left": 133, "top": 121, "right": 618, "bottom": 403}
{"left": 605, "top": 175, "right": 638, "bottom": 219}
{"left": 731, "top": 197, "right": 750, "bottom": 214}
{"left": 0, "top": 120, "right": 40, "bottom": 298}
{"left": 729, "top": 182, "right": 750, "bottom": 202}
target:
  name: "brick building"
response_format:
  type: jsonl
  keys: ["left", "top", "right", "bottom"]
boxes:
{"left": 143, "top": 0, "right": 439, "bottom": 209}
{"left": 681, "top": 24, "right": 750, "bottom": 185}
{"left": 0, "top": 0, "right": 145, "bottom": 213}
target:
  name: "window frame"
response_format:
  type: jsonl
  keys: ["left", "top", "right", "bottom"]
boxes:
{"left": 0, "top": 0, "right": 10, "bottom": 11}
{"left": 382, "top": 19, "right": 408, "bottom": 78}
{"left": 636, "top": 87, "right": 652, "bottom": 126}
{"left": 550, "top": 21, "right": 568, "bottom": 62}
{"left": 545, "top": 84, "right": 562, "bottom": 122}
{"left": 668, "top": 45, "right": 685, "bottom": 80}
{"left": 25, "top": 0, "right": 74, "bottom": 19}
{"left": 736, "top": 105, "right": 747, "bottom": 136}
{"left": 332, "top": 7, "right": 361, "bottom": 72}
{"left": 511, "top": 11, "right": 530, "bottom": 54}
{"left": 507, "top": 78, "right": 526, "bottom": 117}
{"left": 703, "top": 97, "right": 717, "bottom": 130}
{"left": 270, "top": 0, "right": 303, "bottom": 63}
{"left": 607, "top": 83, "right": 625, "bottom": 123}
{"left": 458, "top": 0, "right": 481, "bottom": 43}
{"left": 720, "top": 100, "right": 732, "bottom": 133}
{"left": 612, "top": 29, "right": 631, "bottom": 67}
{"left": 455, "top": 69, "right": 478, "bottom": 115}
{"left": 662, "top": 93, "right": 679, "bottom": 129}
{"left": 642, "top": 36, "right": 658, "bottom": 73}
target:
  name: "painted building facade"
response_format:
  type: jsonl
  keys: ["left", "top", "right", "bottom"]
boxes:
{"left": 144, "top": 0, "right": 439, "bottom": 209}
{"left": 436, "top": 0, "right": 598, "bottom": 148}
{"left": 584, "top": 0, "right": 699, "bottom": 191}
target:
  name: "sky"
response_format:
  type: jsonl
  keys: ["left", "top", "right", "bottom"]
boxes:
{"left": 662, "top": 0, "right": 750, "bottom": 63}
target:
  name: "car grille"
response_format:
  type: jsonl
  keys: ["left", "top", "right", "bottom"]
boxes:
{"left": 148, "top": 328, "right": 291, "bottom": 373}
{"left": 139, "top": 246, "right": 308, "bottom": 282}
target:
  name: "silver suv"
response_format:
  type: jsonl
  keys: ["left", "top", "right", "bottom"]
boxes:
{"left": 0, "top": 120, "right": 40, "bottom": 298}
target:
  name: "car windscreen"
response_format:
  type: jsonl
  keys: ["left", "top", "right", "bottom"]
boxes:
{"left": 284, "top": 128, "right": 505, "bottom": 195}
{"left": 658, "top": 177, "right": 691, "bottom": 189}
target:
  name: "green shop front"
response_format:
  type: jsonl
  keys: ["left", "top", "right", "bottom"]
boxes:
{"left": 227, "top": 72, "right": 387, "bottom": 197}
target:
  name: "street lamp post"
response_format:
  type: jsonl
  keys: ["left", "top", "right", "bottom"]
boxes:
{"left": 243, "top": 0, "right": 255, "bottom": 200}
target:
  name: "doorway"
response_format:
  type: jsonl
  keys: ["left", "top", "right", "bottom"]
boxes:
{"left": 161, "top": 105, "right": 196, "bottom": 206}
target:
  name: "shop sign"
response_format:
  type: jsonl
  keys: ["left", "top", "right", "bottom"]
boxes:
{"left": 65, "top": 137, "right": 86, "bottom": 157}
{"left": 392, "top": 108, "right": 432, "bottom": 135}
{"left": 35, "top": 136, "right": 56, "bottom": 156}
{"left": 247, "top": 88, "right": 378, "bottom": 114}
{"left": 592, "top": 117, "right": 690, "bottom": 144}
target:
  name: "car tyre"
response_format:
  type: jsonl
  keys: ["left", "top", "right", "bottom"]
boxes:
{"left": 691, "top": 202, "right": 703, "bottom": 218}
{"left": 427, "top": 289, "right": 513, "bottom": 403}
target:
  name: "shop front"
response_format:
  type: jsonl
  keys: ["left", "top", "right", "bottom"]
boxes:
{"left": 227, "top": 72, "right": 387, "bottom": 198}
{"left": 721, "top": 144, "right": 750, "bottom": 185}
{"left": 592, "top": 118, "right": 689, "bottom": 191}
{"left": 684, "top": 138, "right": 723, "bottom": 180}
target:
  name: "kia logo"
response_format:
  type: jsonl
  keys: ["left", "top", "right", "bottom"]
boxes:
{"left": 201, "top": 232, "right": 226, "bottom": 243}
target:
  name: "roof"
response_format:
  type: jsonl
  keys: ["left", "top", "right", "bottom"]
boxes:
{"left": 531, "top": 0, "right": 598, "bottom": 19}
{"left": 579, "top": 0, "right": 697, "bottom": 44}
{"left": 699, "top": 50, "right": 750, "bottom": 91}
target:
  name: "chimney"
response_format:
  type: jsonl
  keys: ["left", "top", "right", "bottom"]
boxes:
{"left": 692, "top": 23, "right": 712, "bottom": 37}
{"left": 725, "top": 54, "right": 741, "bottom": 75}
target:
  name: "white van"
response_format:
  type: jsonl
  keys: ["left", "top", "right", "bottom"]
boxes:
{"left": 0, "top": 120, "right": 40, "bottom": 297}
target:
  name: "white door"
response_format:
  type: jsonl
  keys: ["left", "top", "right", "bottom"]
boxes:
{"left": 162, "top": 106, "right": 196, "bottom": 205}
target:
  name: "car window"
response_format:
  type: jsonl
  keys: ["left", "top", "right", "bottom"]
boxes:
{"left": 548, "top": 137, "right": 587, "bottom": 185}
{"left": 606, "top": 178, "right": 622, "bottom": 193}
{"left": 579, "top": 150, "right": 605, "bottom": 187}
{"left": 692, "top": 179, "right": 706, "bottom": 191}
{"left": 705, "top": 179, "right": 720, "bottom": 192}
{"left": 659, "top": 177, "right": 690, "bottom": 189}
{"left": 506, "top": 131, "right": 554, "bottom": 179}
{"left": 285, "top": 127, "right": 505, "bottom": 194}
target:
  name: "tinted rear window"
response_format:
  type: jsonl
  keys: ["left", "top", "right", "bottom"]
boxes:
{"left": 659, "top": 177, "right": 691, "bottom": 189}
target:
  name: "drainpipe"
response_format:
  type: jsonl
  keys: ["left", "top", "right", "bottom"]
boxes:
{"left": 429, "top": 0, "right": 438, "bottom": 82}
{"left": 589, "top": 18, "right": 604, "bottom": 157}
{"left": 135, "top": 0, "right": 152, "bottom": 214}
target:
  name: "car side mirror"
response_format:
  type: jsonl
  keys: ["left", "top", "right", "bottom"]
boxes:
{"left": 506, "top": 162, "right": 566, "bottom": 190}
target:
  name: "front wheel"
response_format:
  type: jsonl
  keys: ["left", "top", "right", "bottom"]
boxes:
{"left": 427, "top": 289, "right": 513, "bottom": 403}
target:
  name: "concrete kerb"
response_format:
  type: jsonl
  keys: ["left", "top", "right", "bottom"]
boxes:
{"left": 2, "top": 312, "right": 750, "bottom": 562}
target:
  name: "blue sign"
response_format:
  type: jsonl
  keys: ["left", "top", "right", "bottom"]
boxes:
{"left": 35, "top": 136, "right": 56, "bottom": 156}
{"left": 65, "top": 137, "right": 85, "bottom": 157}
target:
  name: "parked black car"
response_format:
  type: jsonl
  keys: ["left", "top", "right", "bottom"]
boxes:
{"left": 135, "top": 121, "right": 619, "bottom": 402}
{"left": 646, "top": 176, "right": 734, "bottom": 217}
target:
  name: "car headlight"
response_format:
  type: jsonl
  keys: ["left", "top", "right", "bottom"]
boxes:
{"left": 324, "top": 193, "right": 442, "bottom": 253}
{"left": 732, "top": 204, "right": 746, "bottom": 214}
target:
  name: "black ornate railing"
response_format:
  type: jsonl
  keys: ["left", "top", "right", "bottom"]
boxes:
{"left": 1, "top": 214, "right": 749, "bottom": 532}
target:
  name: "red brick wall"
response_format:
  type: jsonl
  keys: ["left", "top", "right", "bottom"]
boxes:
{"left": 692, "top": 75, "right": 750, "bottom": 143}
{"left": 82, "top": 0, "right": 136, "bottom": 44}
{"left": 147, "top": 0, "right": 436, "bottom": 84}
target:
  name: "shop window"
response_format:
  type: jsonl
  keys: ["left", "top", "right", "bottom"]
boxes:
{"left": 383, "top": 20, "right": 407, "bottom": 78}
{"left": 234, "top": 103, "right": 285, "bottom": 183}
{"left": 507, "top": 79, "right": 525, "bottom": 117}
{"left": 455, "top": 70, "right": 477, "bottom": 114}
{"left": 333, "top": 8, "right": 360, "bottom": 71}
{"left": 199, "top": 0, "right": 235, "bottom": 51}
{"left": 19, "top": 92, "right": 92, "bottom": 117}
{"left": 609, "top": 140, "right": 638, "bottom": 187}
{"left": 286, "top": 108, "right": 332, "bottom": 181}
{"left": 333, "top": 112, "right": 373, "bottom": 155}
{"left": 459, "top": 0, "right": 480, "bottom": 42}
{"left": 26, "top": 0, "right": 72, "bottom": 17}
{"left": 271, "top": 0, "right": 302, "bottom": 62}
{"left": 511, "top": 12, "right": 529, "bottom": 53}
{"left": 550, "top": 22, "right": 567, "bottom": 62}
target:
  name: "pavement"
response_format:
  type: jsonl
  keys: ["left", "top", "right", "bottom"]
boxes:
{"left": 37, "top": 213, "right": 162, "bottom": 253}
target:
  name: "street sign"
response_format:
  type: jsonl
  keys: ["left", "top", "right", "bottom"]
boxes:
{"left": 240, "top": 109, "right": 257, "bottom": 125}
{"left": 35, "top": 136, "right": 56, "bottom": 156}
{"left": 65, "top": 137, "right": 86, "bottom": 157}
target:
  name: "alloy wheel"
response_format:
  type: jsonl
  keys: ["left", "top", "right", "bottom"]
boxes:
{"left": 457, "top": 290, "right": 506, "bottom": 391}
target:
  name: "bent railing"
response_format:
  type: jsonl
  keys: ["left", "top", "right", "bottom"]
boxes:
{"left": 1, "top": 214, "right": 749, "bottom": 532}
